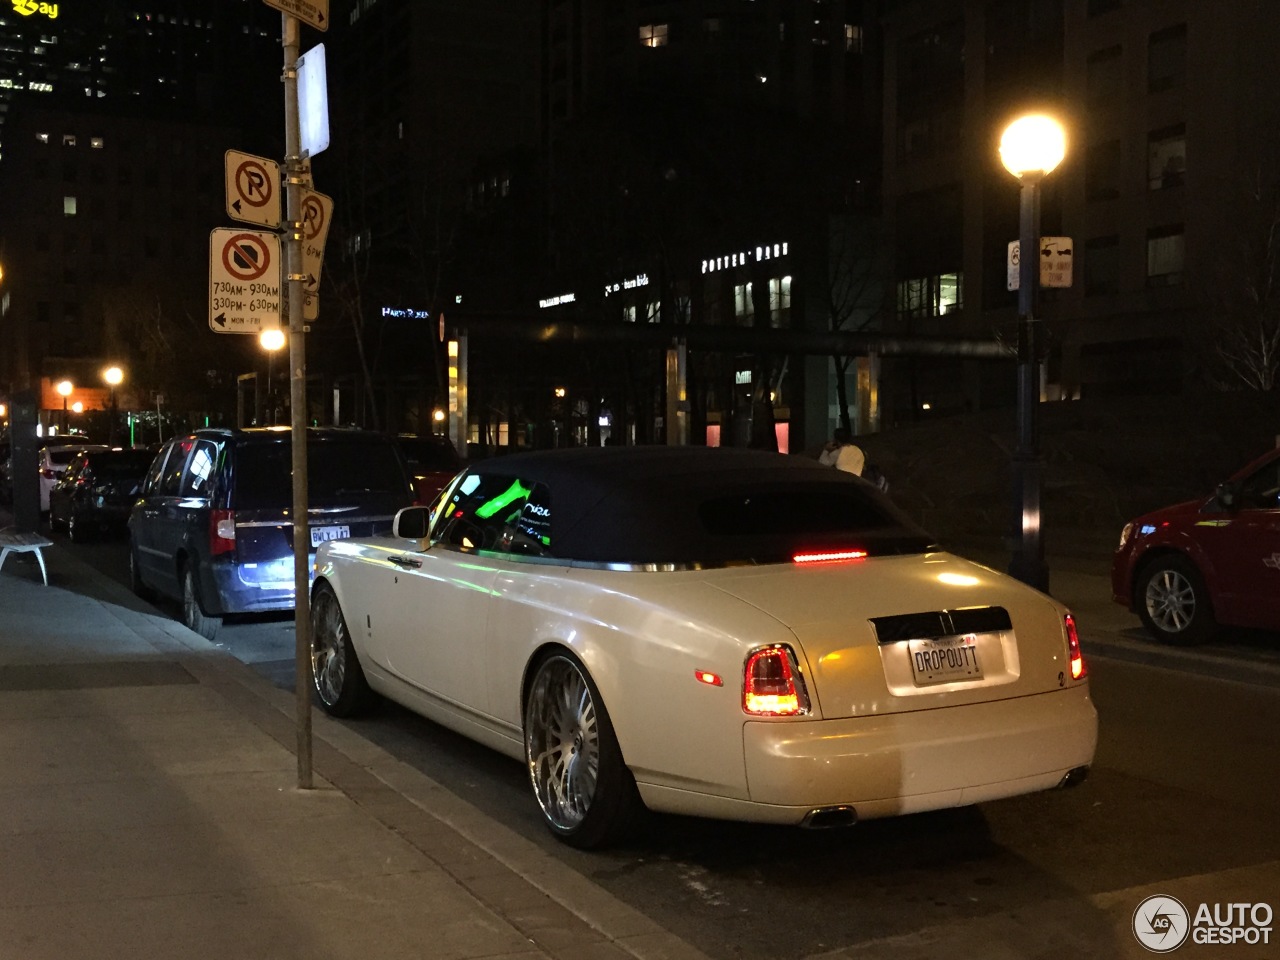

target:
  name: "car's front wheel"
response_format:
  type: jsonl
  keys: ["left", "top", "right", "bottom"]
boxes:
{"left": 524, "top": 651, "right": 642, "bottom": 849}
{"left": 1137, "top": 554, "right": 1217, "bottom": 645}
{"left": 310, "top": 583, "right": 372, "bottom": 717}
{"left": 181, "top": 564, "right": 222, "bottom": 642}
{"left": 67, "top": 510, "right": 89, "bottom": 543}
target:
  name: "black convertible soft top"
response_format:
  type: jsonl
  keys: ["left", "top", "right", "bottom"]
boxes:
{"left": 463, "top": 446, "right": 935, "bottom": 564}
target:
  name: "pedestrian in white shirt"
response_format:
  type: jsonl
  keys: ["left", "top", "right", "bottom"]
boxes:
{"left": 818, "top": 427, "right": 865, "bottom": 477}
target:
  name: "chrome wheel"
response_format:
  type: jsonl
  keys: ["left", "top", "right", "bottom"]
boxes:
{"left": 311, "top": 588, "right": 347, "bottom": 708}
{"left": 1144, "top": 567, "right": 1196, "bottom": 634}
{"left": 526, "top": 655, "right": 600, "bottom": 832}
{"left": 309, "top": 584, "right": 371, "bottom": 717}
{"left": 181, "top": 566, "right": 221, "bottom": 641}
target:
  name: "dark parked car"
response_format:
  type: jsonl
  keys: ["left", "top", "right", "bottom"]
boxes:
{"left": 395, "top": 433, "right": 462, "bottom": 504}
{"left": 49, "top": 447, "right": 155, "bottom": 541}
{"left": 1112, "top": 445, "right": 1280, "bottom": 644}
{"left": 129, "top": 427, "right": 415, "bottom": 640}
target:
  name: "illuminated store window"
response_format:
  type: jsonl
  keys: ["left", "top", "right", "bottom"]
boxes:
{"left": 63, "top": 196, "right": 77, "bottom": 216}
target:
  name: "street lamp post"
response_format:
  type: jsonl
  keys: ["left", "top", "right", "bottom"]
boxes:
{"left": 260, "top": 327, "right": 286, "bottom": 425}
{"left": 103, "top": 365, "right": 124, "bottom": 446}
{"left": 999, "top": 114, "right": 1065, "bottom": 594}
{"left": 55, "top": 379, "right": 73, "bottom": 435}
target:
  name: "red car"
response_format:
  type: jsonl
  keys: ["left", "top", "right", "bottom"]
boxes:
{"left": 1112, "top": 446, "right": 1280, "bottom": 644}
{"left": 395, "top": 433, "right": 462, "bottom": 504}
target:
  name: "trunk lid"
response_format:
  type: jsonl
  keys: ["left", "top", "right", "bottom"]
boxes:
{"left": 709, "top": 552, "right": 1073, "bottom": 719}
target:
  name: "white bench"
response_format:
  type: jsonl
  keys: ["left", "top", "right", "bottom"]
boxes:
{"left": 0, "top": 529, "right": 53, "bottom": 586}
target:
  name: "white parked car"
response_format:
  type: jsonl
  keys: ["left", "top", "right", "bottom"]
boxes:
{"left": 310, "top": 447, "right": 1097, "bottom": 848}
{"left": 39, "top": 443, "right": 109, "bottom": 512}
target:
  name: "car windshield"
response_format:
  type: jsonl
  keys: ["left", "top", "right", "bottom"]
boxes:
{"left": 232, "top": 439, "right": 407, "bottom": 508}
{"left": 89, "top": 452, "right": 156, "bottom": 479}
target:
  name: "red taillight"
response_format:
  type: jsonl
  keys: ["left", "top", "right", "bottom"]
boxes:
{"left": 1065, "top": 613, "right": 1087, "bottom": 680}
{"left": 743, "top": 645, "right": 810, "bottom": 716}
{"left": 792, "top": 549, "right": 867, "bottom": 564}
{"left": 209, "top": 509, "right": 236, "bottom": 556}
{"left": 40, "top": 468, "right": 56, "bottom": 480}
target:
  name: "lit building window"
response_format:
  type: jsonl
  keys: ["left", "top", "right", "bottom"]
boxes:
{"left": 769, "top": 276, "right": 792, "bottom": 327}
{"left": 37, "top": 132, "right": 49, "bottom": 143}
{"left": 639, "top": 23, "right": 669, "bottom": 47}
{"left": 645, "top": 300, "right": 660, "bottom": 323}
{"left": 896, "top": 272, "right": 963, "bottom": 319}
{"left": 62, "top": 134, "right": 76, "bottom": 146}
{"left": 734, "top": 282, "right": 754, "bottom": 325}
{"left": 623, "top": 304, "right": 637, "bottom": 323}
{"left": 63, "top": 196, "right": 77, "bottom": 216}
{"left": 845, "top": 24, "right": 862, "bottom": 52}
{"left": 90, "top": 137, "right": 104, "bottom": 148}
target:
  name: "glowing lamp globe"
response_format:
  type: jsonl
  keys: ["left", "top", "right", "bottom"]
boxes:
{"left": 999, "top": 115, "right": 1066, "bottom": 178}
{"left": 260, "top": 328, "right": 286, "bottom": 351}
{"left": 56, "top": 379, "right": 73, "bottom": 397}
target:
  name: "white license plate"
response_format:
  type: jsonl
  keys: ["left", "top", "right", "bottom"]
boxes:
{"left": 908, "top": 635, "right": 983, "bottom": 686}
{"left": 310, "top": 525, "right": 350, "bottom": 548}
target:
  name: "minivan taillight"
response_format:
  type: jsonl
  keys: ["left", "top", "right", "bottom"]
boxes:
{"left": 210, "top": 509, "right": 236, "bottom": 556}
{"left": 743, "top": 645, "right": 811, "bottom": 717}
{"left": 1065, "top": 613, "right": 1087, "bottom": 680}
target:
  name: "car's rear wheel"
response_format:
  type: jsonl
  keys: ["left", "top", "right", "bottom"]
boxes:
{"left": 524, "top": 651, "right": 642, "bottom": 849}
{"left": 1137, "top": 555, "right": 1217, "bottom": 645}
{"left": 181, "top": 564, "right": 222, "bottom": 642}
{"left": 310, "top": 583, "right": 373, "bottom": 717}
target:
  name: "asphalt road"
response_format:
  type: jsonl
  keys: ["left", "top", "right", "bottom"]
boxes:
{"left": 53, "top": 526, "right": 1280, "bottom": 959}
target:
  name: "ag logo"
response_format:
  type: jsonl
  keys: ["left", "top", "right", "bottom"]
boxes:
{"left": 1133, "top": 895, "right": 1190, "bottom": 953}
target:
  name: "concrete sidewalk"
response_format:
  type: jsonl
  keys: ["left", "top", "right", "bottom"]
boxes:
{"left": 0, "top": 538, "right": 709, "bottom": 960}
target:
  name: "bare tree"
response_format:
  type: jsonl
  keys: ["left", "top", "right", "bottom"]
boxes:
{"left": 824, "top": 214, "right": 892, "bottom": 431}
{"left": 1197, "top": 166, "right": 1280, "bottom": 391}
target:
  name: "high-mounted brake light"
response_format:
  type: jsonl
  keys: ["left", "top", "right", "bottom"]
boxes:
{"left": 792, "top": 549, "right": 868, "bottom": 564}
{"left": 743, "top": 645, "right": 810, "bottom": 716}
{"left": 1065, "top": 613, "right": 1087, "bottom": 680}
{"left": 209, "top": 509, "right": 236, "bottom": 557}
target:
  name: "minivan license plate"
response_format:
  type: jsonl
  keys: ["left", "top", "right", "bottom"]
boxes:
{"left": 908, "top": 635, "right": 983, "bottom": 686}
{"left": 310, "top": 525, "right": 350, "bottom": 547}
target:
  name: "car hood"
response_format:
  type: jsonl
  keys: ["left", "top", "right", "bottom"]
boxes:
{"left": 1129, "top": 497, "right": 1209, "bottom": 528}
{"left": 707, "top": 552, "right": 1076, "bottom": 720}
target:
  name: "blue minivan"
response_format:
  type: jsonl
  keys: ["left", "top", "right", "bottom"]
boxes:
{"left": 128, "top": 427, "right": 415, "bottom": 640}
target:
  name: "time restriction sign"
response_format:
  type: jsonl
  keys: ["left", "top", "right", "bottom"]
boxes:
{"left": 209, "top": 227, "right": 282, "bottom": 334}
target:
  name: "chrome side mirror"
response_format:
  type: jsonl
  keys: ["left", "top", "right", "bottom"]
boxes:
{"left": 393, "top": 505, "right": 431, "bottom": 541}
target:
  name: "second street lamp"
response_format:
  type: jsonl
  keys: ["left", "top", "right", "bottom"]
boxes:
{"left": 103, "top": 365, "right": 124, "bottom": 446}
{"left": 999, "top": 114, "right": 1066, "bottom": 594}
{"left": 260, "top": 327, "right": 286, "bottom": 426}
{"left": 55, "top": 379, "right": 73, "bottom": 434}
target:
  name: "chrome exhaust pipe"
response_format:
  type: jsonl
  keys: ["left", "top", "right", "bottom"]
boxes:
{"left": 801, "top": 805, "right": 858, "bottom": 829}
{"left": 1058, "top": 765, "right": 1090, "bottom": 788}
